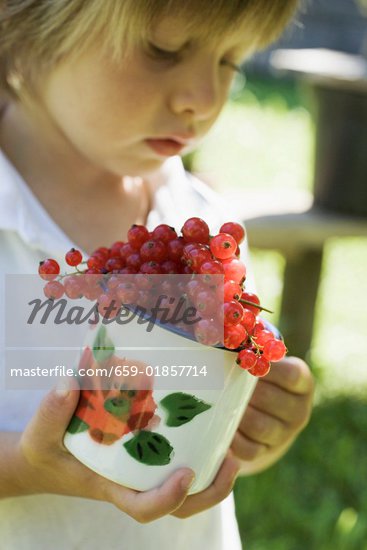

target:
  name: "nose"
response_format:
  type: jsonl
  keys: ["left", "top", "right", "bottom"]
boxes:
{"left": 168, "top": 60, "right": 221, "bottom": 122}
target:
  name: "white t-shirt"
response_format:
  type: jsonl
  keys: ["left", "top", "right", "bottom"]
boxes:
{"left": 0, "top": 149, "right": 245, "bottom": 550}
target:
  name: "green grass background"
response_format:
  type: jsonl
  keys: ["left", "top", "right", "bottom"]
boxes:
{"left": 185, "top": 75, "right": 367, "bottom": 549}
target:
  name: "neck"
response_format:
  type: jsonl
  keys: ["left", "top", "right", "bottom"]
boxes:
{"left": 0, "top": 99, "right": 151, "bottom": 254}
{"left": 0, "top": 98, "right": 121, "bottom": 190}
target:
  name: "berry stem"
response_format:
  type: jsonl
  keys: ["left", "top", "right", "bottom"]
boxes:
{"left": 58, "top": 270, "right": 79, "bottom": 280}
{"left": 239, "top": 299, "right": 273, "bottom": 314}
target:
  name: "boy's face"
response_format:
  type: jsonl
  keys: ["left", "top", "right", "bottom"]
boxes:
{"left": 36, "top": 16, "right": 253, "bottom": 176}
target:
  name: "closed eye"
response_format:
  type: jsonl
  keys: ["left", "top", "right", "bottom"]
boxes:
{"left": 147, "top": 42, "right": 180, "bottom": 62}
{"left": 147, "top": 42, "right": 244, "bottom": 75}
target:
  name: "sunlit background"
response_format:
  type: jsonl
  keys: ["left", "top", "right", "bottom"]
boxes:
{"left": 184, "top": 61, "right": 367, "bottom": 550}
{"left": 189, "top": 77, "right": 367, "bottom": 396}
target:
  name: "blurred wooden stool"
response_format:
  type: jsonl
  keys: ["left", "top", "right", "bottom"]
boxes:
{"left": 245, "top": 49, "right": 367, "bottom": 358}
{"left": 245, "top": 207, "right": 367, "bottom": 358}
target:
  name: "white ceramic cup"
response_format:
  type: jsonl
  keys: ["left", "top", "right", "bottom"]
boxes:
{"left": 63, "top": 311, "right": 259, "bottom": 495}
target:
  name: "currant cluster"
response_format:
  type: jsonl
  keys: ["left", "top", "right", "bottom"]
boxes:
{"left": 38, "top": 217, "right": 286, "bottom": 377}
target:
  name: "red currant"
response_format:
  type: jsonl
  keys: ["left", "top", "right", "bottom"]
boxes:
{"left": 262, "top": 339, "right": 287, "bottom": 361}
{"left": 182, "top": 242, "right": 201, "bottom": 260}
{"left": 186, "top": 279, "right": 205, "bottom": 300}
{"left": 249, "top": 356, "right": 271, "bottom": 377}
{"left": 43, "top": 280, "right": 64, "bottom": 300}
{"left": 194, "top": 290, "right": 218, "bottom": 318}
{"left": 106, "top": 257, "right": 126, "bottom": 272}
{"left": 223, "top": 280, "right": 242, "bottom": 302}
{"left": 133, "top": 273, "right": 153, "bottom": 290}
{"left": 152, "top": 224, "right": 177, "bottom": 243}
{"left": 240, "top": 291, "right": 261, "bottom": 315}
{"left": 120, "top": 243, "right": 136, "bottom": 262}
{"left": 97, "top": 293, "right": 121, "bottom": 320}
{"left": 110, "top": 241, "right": 125, "bottom": 258}
{"left": 106, "top": 274, "right": 122, "bottom": 291}
{"left": 63, "top": 275, "right": 84, "bottom": 299}
{"left": 127, "top": 224, "right": 150, "bottom": 250}
{"left": 116, "top": 282, "right": 138, "bottom": 305}
{"left": 194, "top": 319, "right": 222, "bottom": 346}
{"left": 253, "top": 320, "right": 267, "bottom": 336}
{"left": 223, "top": 300, "right": 244, "bottom": 326}
{"left": 219, "top": 222, "right": 245, "bottom": 244}
{"left": 185, "top": 246, "right": 212, "bottom": 271}
{"left": 222, "top": 258, "right": 246, "bottom": 284}
{"left": 210, "top": 233, "right": 237, "bottom": 260}
{"left": 181, "top": 217, "right": 210, "bottom": 244}
{"left": 255, "top": 330, "right": 274, "bottom": 348}
{"left": 139, "top": 261, "right": 163, "bottom": 274}
{"left": 44, "top": 216, "right": 287, "bottom": 365}
{"left": 87, "top": 254, "right": 105, "bottom": 271}
{"left": 65, "top": 248, "right": 83, "bottom": 267}
{"left": 126, "top": 253, "right": 142, "bottom": 271}
{"left": 83, "top": 277, "right": 103, "bottom": 301}
{"left": 199, "top": 260, "right": 224, "bottom": 276}
{"left": 236, "top": 349, "right": 258, "bottom": 370}
{"left": 167, "top": 238, "right": 185, "bottom": 262}
{"left": 161, "top": 260, "right": 181, "bottom": 274}
{"left": 93, "top": 246, "right": 110, "bottom": 259}
{"left": 223, "top": 324, "right": 247, "bottom": 350}
{"left": 241, "top": 309, "right": 257, "bottom": 334}
{"left": 119, "top": 266, "right": 138, "bottom": 274}
{"left": 38, "top": 259, "right": 60, "bottom": 281}
{"left": 136, "top": 290, "right": 153, "bottom": 308}
{"left": 140, "top": 240, "right": 167, "bottom": 263}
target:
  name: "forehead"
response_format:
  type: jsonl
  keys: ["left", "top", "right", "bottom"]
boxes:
{"left": 148, "top": 14, "right": 256, "bottom": 51}
{"left": 148, "top": 0, "right": 252, "bottom": 31}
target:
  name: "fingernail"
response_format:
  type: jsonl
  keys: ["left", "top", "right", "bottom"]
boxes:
{"left": 181, "top": 472, "right": 195, "bottom": 491}
{"left": 55, "top": 378, "right": 71, "bottom": 397}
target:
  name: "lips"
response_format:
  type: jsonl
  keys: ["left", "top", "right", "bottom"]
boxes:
{"left": 145, "top": 138, "right": 187, "bottom": 156}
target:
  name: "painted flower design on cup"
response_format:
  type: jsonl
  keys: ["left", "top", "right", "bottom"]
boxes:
{"left": 66, "top": 328, "right": 213, "bottom": 466}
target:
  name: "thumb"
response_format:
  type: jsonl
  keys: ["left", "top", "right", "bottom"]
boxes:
{"left": 25, "top": 379, "right": 80, "bottom": 451}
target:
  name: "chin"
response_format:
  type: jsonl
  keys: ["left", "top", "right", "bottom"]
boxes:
{"left": 112, "top": 156, "right": 168, "bottom": 178}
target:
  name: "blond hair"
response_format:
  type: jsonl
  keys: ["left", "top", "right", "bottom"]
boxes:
{"left": 0, "top": 0, "right": 300, "bottom": 98}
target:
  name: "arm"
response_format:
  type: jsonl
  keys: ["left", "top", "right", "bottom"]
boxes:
{"left": 0, "top": 386, "right": 195, "bottom": 518}
{"left": 0, "top": 431, "right": 33, "bottom": 498}
{"left": 230, "top": 356, "right": 314, "bottom": 475}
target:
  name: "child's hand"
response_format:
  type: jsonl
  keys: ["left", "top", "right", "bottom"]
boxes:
{"left": 169, "top": 357, "right": 313, "bottom": 518}
{"left": 168, "top": 449, "right": 241, "bottom": 518}
{"left": 17, "top": 385, "right": 196, "bottom": 523}
{"left": 230, "top": 357, "right": 314, "bottom": 475}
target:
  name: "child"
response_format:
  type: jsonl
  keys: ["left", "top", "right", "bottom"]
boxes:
{"left": 0, "top": 1, "right": 313, "bottom": 548}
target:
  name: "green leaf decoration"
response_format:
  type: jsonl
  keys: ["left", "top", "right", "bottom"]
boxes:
{"left": 123, "top": 431, "right": 174, "bottom": 466}
{"left": 92, "top": 325, "right": 115, "bottom": 362}
{"left": 67, "top": 415, "right": 89, "bottom": 434}
{"left": 104, "top": 396, "right": 131, "bottom": 418}
{"left": 160, "top": 392, "right": 212, "bottom": 427}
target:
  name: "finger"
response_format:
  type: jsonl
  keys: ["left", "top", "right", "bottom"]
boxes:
{"left": 249, "top": 380, "right": 312, "bottom": 427}
{"left": 230, "top": 430, "right": 267, "bottom": 462}
{"left": 23, "top": 380, "right": 80, "bottom": 454}
{"left": 107, "top": 468, "right": 195, "bottom": 523}
{"left": 263, "top": 357, "right": 314, "bottom": 395}
{"left": 237, "top": 404, "right": 286, "bottom": 447}
{"left": 170, "top": 452, "right": 241, "bottom": 519}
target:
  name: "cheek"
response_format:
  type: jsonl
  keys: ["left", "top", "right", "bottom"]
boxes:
{"left": 44, "top": 61, "right": 151, "bottom": 143}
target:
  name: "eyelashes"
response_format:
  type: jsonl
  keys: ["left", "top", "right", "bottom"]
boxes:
{"left": 147, "top": 43, "right": 180, "bottom": 63}
{"left": 147, "top": 42, "right": 243, "bottom": 74}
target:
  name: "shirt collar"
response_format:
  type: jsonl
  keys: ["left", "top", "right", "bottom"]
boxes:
{"left": 0, "top": 148, "right": 78, "bottom": 255}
